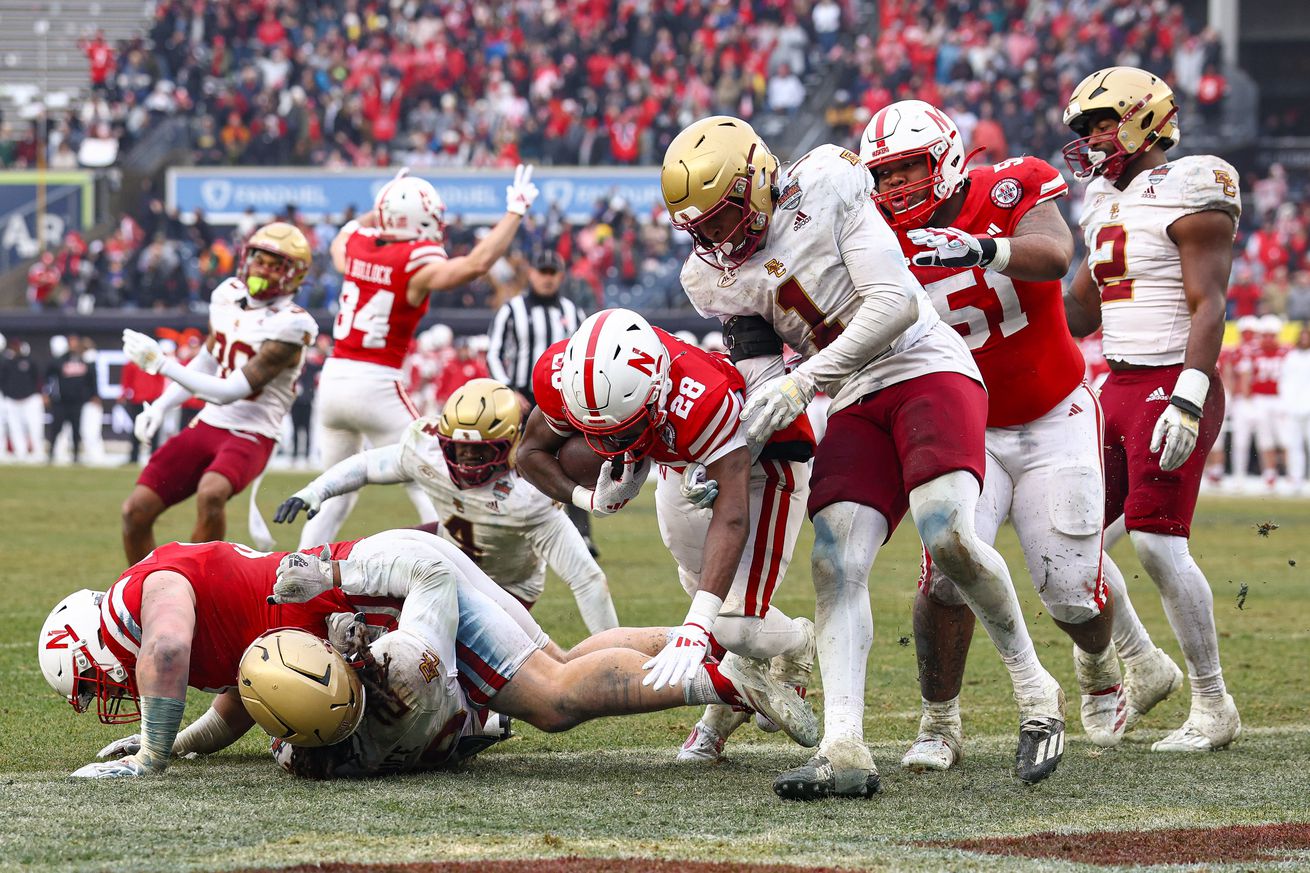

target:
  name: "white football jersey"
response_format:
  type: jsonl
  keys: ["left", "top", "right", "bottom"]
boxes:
{"left": 396, "top": 419, "right": 595, "bottom": 603}
{"left": 198, "top": 278, "right": 319, "bottom": 439}
{"left": 680, "top": 144, "right": 978, "bottom": 413}
{"left": 1080, "top": 155, "right": 1241, "bottom": 366}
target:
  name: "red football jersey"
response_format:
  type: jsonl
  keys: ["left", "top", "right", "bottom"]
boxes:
{"left": 1240, "top": 344, "right": 1288, "bottom": 396}
{"left": 901, "top": 156, "right": 1084, "bottom": 427}
{"left": 331, "top": 228, "right": 447, "bottom": 370}
{"left": 99, "top": 541, "right": 401, "bottom": 693}
{"left": 533, "top": 329, "right": 815, "bottom": 470}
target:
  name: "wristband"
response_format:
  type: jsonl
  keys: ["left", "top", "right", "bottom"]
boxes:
{"left": 137, "top": 695, "right": 187, "bottom": 772}
{"left": 571, "top": 485, "right": 594, "bottom": 512}
{"left": 987, "top": 237, "right": 1011, "bottom": 273}
{"left": 683, "top": 589, "right": 724, "bottom": 632}
{"left": 1170, "top": 368, "right": 1210, "bottom": 419}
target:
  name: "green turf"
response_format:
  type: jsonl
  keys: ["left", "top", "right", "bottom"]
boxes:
{"left": 1, "top": 466, "right": 1308, "bottom": 872}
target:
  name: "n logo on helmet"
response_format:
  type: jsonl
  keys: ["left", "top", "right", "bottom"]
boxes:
{"left": 627, "top": 349, "right": 657, "bottom": 376}
{"left": 45, "top": 625, "right": 81, "bottom": 649}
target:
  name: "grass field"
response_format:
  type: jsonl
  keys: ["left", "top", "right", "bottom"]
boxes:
{"left": 2, "top": 465, "right": 1309, "bottom": 872}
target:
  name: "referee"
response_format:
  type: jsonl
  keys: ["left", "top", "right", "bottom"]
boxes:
{"left": 487, "top": 248, "right": 597, "bottom": 553}
{"left": 487, "top": 249, "right": 584, "bottom": 403}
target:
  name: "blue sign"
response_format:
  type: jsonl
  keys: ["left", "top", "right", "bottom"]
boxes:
{"left": 168, "top": 167, "right": 663, "bottom": 225}
{"left": 0, "top": 171, "right": 94, "bottom": 270}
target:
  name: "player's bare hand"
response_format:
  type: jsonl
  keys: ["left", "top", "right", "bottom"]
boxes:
{"left": 268, "top": 545, "right": 334, "bottom": 604}
{"left": 273, "top": 487, "right": 323, "bottom": 524}
{"left": 96, "top": 734, "right": 142, "bottom": 759}
{"left": 1150, "top": 403, "right": 1199, "bottom": 472}
{"left": 122, "top": 329, "right": 167, "bottom": 375}
{"left": 133, "top": 401, "right": 166, "bottom": 443}
{"left": 679, "top": 462, "right": 718, "bottom": 509}
{"left": 741, "top": 370, "right": 815, "bottom": 444}
{"left": 505, "top": 164, "right": 539, "bottom": 216}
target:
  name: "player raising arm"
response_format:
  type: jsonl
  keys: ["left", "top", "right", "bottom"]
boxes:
{"left": 1062, "top": 66, "right": 1241, "bottom": 752}
{"left": 300, "top": 166, "right": 540, "bottom": 550}
{"left": 274, "top": 378, "right": 620, "bottom": 634}
{"left": 120, "top": 222, "right": 317, "bottom": 564}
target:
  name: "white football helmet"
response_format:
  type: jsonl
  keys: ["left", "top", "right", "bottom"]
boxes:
{"left": 1258, "top": 315, "right": 1284, "bottom": 336}
{"left": 375, "top": 176, "right": 447, "bottom": 243}
{"left": 1237, "top": 315, "right": 1259, "bottom": 337}
{"left": 859, "top": 100, "right": 969, "bottom": 229}
{"left": 559, "top": 309, "right": 670, "bottom": 460}
{"left": 701, "top": 331, "right": 727, "bottom": 354}
{"left": 38, "top": 589, "right": 139, "bottom": 724}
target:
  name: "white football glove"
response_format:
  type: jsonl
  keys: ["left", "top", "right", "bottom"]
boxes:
{"left": 642, "top": 623, "right": 710, "bottom": 691}
{"left": 680, "top": 462, "right": 718, "bottom": 509}
{"left": 70, "top": 755, "right": 149, "bottom": 779}
{"left": 741, "top": 370, "right": 816, "bottom": 445}
{"left": 134, "top": 401, "right": 167, "bottom": 443}
{"left": 97, "top": 734, "right": 142, "bottom": 759}
{"left": 267, "top": 545, "right": 334, "bottom": 604}
{"left": 1150, "top": 404, "right": 1200, "bottom": 472}
{"left": 907, "top": 226, "right": 1001, "bottom": 270}
{"left": 587, "top": 455, "right": 651, "bottom": 516}
{"left": 505, "top": 164, "right": 539, "bottom": 216}
{"left": 121, "top": 329, "right": 167, "bottom": 375}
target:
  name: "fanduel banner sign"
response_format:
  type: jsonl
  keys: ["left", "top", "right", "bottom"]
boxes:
{"left": 167, "top": 167, "right": 662, "bottom": 224}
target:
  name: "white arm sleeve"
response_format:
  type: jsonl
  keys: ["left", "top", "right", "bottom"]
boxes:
{"left": 306, "top": 445, "right": 410, "bottom": 501}
{"left": 153, "top": 347, "right": 220, "bottom": 411}
{"left": 160, "top": 356, "right": 253, "bottom": 405}
{"left": 337, "top": 553, "right": 460, "bottom": 657}
{"left": 795, "top": 198, "right": 920, "bottom": 386}
{"left": 525, "top": 510, "right": 619, "bottom": 633}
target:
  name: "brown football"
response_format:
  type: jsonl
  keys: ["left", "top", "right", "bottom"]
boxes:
{"left": 557, "top": 433, "right": 608, "bottom": 487}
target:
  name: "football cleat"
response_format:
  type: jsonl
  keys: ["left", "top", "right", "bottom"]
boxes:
{"left": 1014, "top": 671, "right": 1066, "bottom": 784}
{"left": 718, "top": 653, "right": 819, "bottom": 748}
{"left": 1151, "top": 693, "right": 1241, "bottom": 752}
{"left": 756, "top": 618, "right": 817, "bottom": 733}
{"left": 901, "top": 717, "right": 963, "bottom": 772}
{"left": 1074, "top": 644, "right": 1127, "bottom": 748}
{"left": 677, "top": 705, "right": 748, "bottom": 763}
{"left": 1122, "top": 647, "right": 1184, "bottom": 732}
{"left": 774, "top": 736, "right": 880, "bottom": 800}
{"left": 454, "top": 712, "right": 513, "bottom": 762}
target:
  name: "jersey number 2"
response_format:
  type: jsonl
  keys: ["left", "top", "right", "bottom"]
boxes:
{"left": 333, "top": 281, "right": 395, "bottom": 348}
{"left": 1090, "top": 225, "right": 1134, "bottom": 303}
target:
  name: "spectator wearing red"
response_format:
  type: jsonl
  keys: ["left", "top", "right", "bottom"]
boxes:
{"left": 1196, "top": 63, "right": 1227, "bottom": 123}
{"left": 27, "top": 253, "right": 62, "bottom": 310}
{"left": 81, "top": 31, "right": 115, "bottom": 95}
{"left": 1227, "top": 264, "right": 1263, "bottom": 318}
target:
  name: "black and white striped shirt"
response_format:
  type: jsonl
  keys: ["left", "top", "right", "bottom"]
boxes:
{"left": 487, "top": 292, "right": 584, "bottom": 400}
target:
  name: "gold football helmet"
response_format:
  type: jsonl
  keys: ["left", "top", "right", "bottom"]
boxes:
{"left": 238, "top": 629, "right": 364, "bottom": 748}
{"left": 240, "top": 221, "right": 312, "bottom": 300}
{"left": 436, "top": 377, "right": 522, "bottom": 489}
{"left": 1062, "top": 66, "right": 1180, "bottom": 182}
{"left": 661, "top": 116, "right": 779, "bottom": 269}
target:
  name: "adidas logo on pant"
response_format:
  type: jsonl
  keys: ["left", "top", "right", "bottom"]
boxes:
{"left": 1147, "top": 387, "right": 1169, "bottom": 402}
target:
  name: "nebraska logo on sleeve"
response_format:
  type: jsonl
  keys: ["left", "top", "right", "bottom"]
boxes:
{"left": 990, "top": 178, "right": 1024, "bottom": 208}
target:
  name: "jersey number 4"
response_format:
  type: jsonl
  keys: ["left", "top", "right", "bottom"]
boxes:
{"left": 333, "top": 281, "right": 395, "bottom": 348}
{"left": 920, "top": 271, "right": 1029, "bottom": 351}
{"left": 444, "top": 515, "right": 484, "bottom": 562}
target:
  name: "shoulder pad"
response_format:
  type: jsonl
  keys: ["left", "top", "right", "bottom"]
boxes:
{"left": 1174, "top": 156, "right": 1241, "bottom": 222}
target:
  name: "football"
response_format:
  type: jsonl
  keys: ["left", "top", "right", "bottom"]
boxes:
{"left": 557, "top": 433, "right": 608, "bottom": 487}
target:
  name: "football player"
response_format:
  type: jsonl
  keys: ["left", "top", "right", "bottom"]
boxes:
{"left": 119, "top": 222, "right": 318, "bottom": 565}
{"left": 1235, "top": 315, "right": 1288, "bottom": 490}
{"left": 861, "top": 100, "right": 1175, "bottom": 766}
{"left": 517, "top": 308, "right": 818, "bottom": 763}
{"left": 299, "top": 166, "right": 540, "bottom": 550}
{"left": 663, "top": 116, "right": 1066, "bottom": 795}
{"left": 1063, "top": 66, "right": 1241, "bottom": 751}
{"left": 274, "top": 378, "right": 620, "bottom": 634}
{"left": 39, "top": 529, "right": 816, "bottom": 779}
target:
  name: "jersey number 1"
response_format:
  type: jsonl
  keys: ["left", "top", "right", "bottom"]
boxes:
{"left": 776, "top": 278, "right": 843, "bottom": 349}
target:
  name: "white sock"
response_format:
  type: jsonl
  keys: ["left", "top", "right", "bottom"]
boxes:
{"left": 1130, "top": 531, "right": 1227, "bottom": 701}
{"left": 921, "top": 696, "right": 961, "bottom": 732}
{"left": 811, "top": 502, "right": 885, "bottom": 742}
{"left": 1101, "top": 553, "right": 1154, "bottom": 663}
{"left": 713, "top": 607, "right": 809, "bottom": 660}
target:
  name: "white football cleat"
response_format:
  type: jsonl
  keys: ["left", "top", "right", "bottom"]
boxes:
{"left": 718, "top": 653, "right": 818, "bottom": 748}
{"left": 756, "top": 617, "right": 817, "bottom": 733}
{"left": 900, "top": 729, "right": 962, "bottom": 772}
{"left": 1122, "top": 647, "right": 1184, "bottom": 732}
{"left": 677, "top": 705, "right": 748, "bottom": 763}
{"left": 1074, "top": 644, "right": 1127, "bottom": 748}
{"left": 1151, "top": 693, "right": 1241, "bottom": 752}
